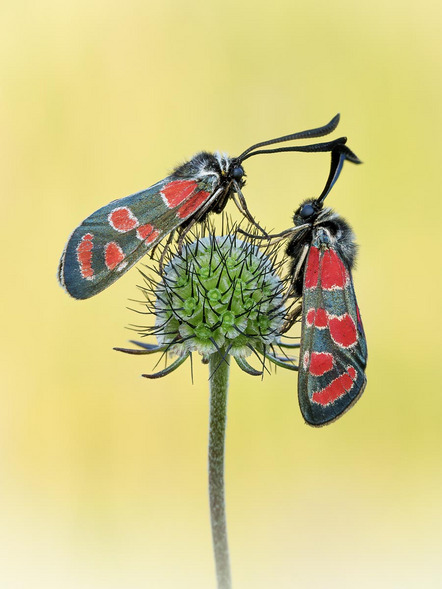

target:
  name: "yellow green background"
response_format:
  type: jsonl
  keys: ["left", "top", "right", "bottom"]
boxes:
{"left": 2, "top": 1, "right": 441, "bottom": 587}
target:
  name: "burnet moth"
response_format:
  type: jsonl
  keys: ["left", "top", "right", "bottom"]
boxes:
{"left": 276, "top": 142, "right": 367, "bottom": 426}
{"left": 58, "top": 115, "right": 348, "bottom": 299}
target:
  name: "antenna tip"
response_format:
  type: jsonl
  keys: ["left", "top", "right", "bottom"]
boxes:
{"left": 328, "top": 113, "right": 341, "bottom": 131}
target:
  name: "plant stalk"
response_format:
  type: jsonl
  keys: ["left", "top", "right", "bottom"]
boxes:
{"left": 208, "top": 350, "right": 232, "bottom": 589}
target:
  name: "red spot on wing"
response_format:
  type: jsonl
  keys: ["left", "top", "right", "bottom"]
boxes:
{"left": 321, "top": 249, "right": 348, "bottom": 289}
{"left": 305, "top": 308, "right": 328, "bottom": 328}
{"left": 136, "top": 223, "right": 160, "bottom": 243}
{"left": 161, "top": 180, "right": 199, "bottom": 208}
{"left": 77, "top": 233, "right": 94, "bottom": 279}
{"left": 109, "top": 207, "right": 139, "bottom": 232}
{"left": 314, "top": 308, "right": 328, "bottom": 328}
{"left": 177, "top": 189, "right": 211, "bottom": 219}
{"left": 312, "top": 367, "right": 357, "bottom": 405}
{"left": 306, "top": 308, "right": 315, "bottom": 326}
{"left": 304, "top": 246, "right": 320, "bottom": 288}
{"left": 146, "top": 230, "right": 160, "bottom": 243}
{"left": 329, "top": 313, "right": 357, "bottom": 348}
{"left": 136, "top": 223, "right": 153, "bottom": 240}
{"left": 105, "top": 242, "right": 125, "bottom": 270}
{"left": 309, "top": 352, "right": 333, "bottom": 376}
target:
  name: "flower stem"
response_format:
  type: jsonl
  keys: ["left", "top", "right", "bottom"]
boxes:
{"left": 208, "top": 349, "right": 232, "bottom": 589}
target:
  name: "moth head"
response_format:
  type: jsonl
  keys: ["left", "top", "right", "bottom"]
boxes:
{"left": 293, "top": 199, "right": 322, "bottom": 226}
{"left": 232, "top": 164, "right": 245, "bottom": 182}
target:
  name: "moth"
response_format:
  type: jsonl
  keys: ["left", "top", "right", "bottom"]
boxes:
{"left": 279, "top": 143, "right": 367, "bottom": 426}
{"left": 58, "top": 115, "right": 347, "bottom": 299}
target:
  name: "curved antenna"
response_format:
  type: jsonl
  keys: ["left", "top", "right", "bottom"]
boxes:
{"left": 315, "top": 144, "right": 362, "bottom": 206}
{"left": 237, "top": 114, "right": 340, "bottom": 162}
{"left": 239, "top": 136, "right": 349, "bottom": 162}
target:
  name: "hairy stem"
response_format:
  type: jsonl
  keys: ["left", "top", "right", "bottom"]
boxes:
{"left": 208, "top": 350, "right": 231, "bottom": 589}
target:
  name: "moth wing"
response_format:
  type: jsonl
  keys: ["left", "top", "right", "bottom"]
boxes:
{"left": 59, "top": 174, "right": 219, "bottom": 299}
{"left": 298, "top": 245, "right": 367, "bottom": 426}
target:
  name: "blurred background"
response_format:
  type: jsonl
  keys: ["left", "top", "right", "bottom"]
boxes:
{"left": 1, "top": 1, "right": 441, "bottom": 587}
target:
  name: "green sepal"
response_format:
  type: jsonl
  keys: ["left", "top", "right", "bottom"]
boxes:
{"left": 142, "top": 353, "right": 190, "bottom": 378}
{"left": 265, "top": 353, "right": 299, "bottom": 371}
{"left": 114, "top": 341, "right": 168, "bottom": 355}
{"left": 234, "top": 356, "right": 263, "bottom": 376}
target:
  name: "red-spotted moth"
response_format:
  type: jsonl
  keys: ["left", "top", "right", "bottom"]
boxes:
{"left": 283, "top": 144, "right": 367, "bottom": 426}
{"left": 58, "top": 115, "right": 348, "bottom": 299}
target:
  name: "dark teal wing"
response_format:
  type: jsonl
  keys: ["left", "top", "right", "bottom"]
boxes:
{"left": 58, "top": 174, "right": 219, "bottom": 299}
{"left": 298, "top": 244, "right": 367, "bottom": 426}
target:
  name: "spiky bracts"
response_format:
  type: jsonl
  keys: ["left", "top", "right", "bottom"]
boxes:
{"left": 116, "top": 226, "right": 300, "bottom": 378}
{"left": 156, "top": 233, "right": 287, "bottom": 356}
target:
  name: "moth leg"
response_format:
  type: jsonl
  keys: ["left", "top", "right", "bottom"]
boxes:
{"left": 291, "top": 243, "right": 309, "bottom": 284}
{"left": 176, "top": 218, "right": 200, "bottom": 253}
{"left": 281, "top": 243, "right": 310, "bottom": 304}
{"left": 238, "top": 223, "right": 309, "bottom": 243}
{"left": 157, "top": 230, "right": 176, "bottom": 273}
{"left": 149, "top": 242, "right": 160, "bottom": 259}
{"left": 233, "top": 183, "right": 268, "bottom": 236}
{"left": 281, "top": 302, "right": 302, "bottom": 333}
{"left": 173, "top": 186, "right": 225, "bottom": 254}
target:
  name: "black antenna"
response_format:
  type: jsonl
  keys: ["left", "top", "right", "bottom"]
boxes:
{"left": 239, "top": 136, "right": 350, "bottom": 162}
{"left": 237, "top": 114, "right": 340, "bottom": 163}
{"left": 315, "top": 143, "right": 362, "bottom": 206}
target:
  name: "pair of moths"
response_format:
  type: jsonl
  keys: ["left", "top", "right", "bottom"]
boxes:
{"left": 58, "top": 115, "right": 367, "bottom": 426}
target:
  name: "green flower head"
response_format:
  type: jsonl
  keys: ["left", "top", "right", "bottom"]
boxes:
{"left": 116, "top": 226, "right": 300, "bottom": 378}
{"left": 156, "top": 234, "right": 285, "bottom": 358}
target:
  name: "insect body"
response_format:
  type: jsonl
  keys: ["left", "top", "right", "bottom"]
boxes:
{"left": 286, "top": 145, "right": 367, "bottom": 426}
{"left": 58, "top": 115, "right": 347, "bottom": 299}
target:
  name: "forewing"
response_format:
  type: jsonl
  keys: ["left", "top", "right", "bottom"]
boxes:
{"left": 298, "top": 245, "right": 367, "bottom": 426}
{"left": 59, "top": 174, "right": 219, "bottom": 299}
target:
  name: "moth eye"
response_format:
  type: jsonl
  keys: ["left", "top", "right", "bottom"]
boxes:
{"left": 299, "top": 204, "right": 315, "bottom": 219}
{"left": 232, "top": 165, "right": 244, "bottom": 181}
